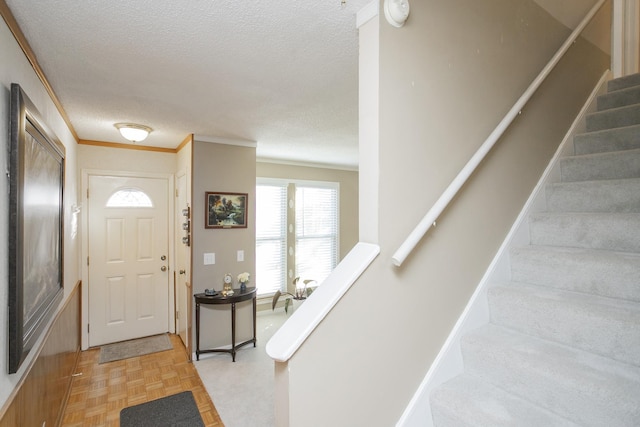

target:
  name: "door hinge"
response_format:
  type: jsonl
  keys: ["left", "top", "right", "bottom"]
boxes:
{"left": 87, "top": 324, "right": 90, "bottom": 333}
{"left": 87, "top": 256, "right": 90, "bottom": 266}
{"left": 175, "top": 188, "right": 179, "bottom": 197}
{"left": 87, "top": 188, "right": 89, "bottom": 198}
{"left": 176, "top": 310, "right": 179, "bottom": 320}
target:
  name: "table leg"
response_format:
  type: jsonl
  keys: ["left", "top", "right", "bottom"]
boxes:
{"left": 195, "top": 301, "right": 200, "bottom": 361}
{"left": 231, "top": 302, "right": 236, "bottom": 362}
{"left": 252, "top": 296, "right": 257, "bottom": 347}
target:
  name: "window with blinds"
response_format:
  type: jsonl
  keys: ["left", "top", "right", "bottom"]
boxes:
{"left": 256, "top": 179, "right": 339, "bottom": 297}
{"left": 255, "top": 183, "right": 287, "bottom": 296}
{"left": 295, "top": 185, "right": 338, "bottom": 284}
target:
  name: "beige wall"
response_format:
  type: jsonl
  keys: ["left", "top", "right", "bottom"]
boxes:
{"left": 0, "top": 15, "right": 80, "bottom": 413}
{"left": 77, "top": 144, "right": 177, "bottom": 175}
{"left": 534, "top": 0, "right": 612, "bottom": 54}
{"left": 284, "top": 1, "right": 610, "bottom": 425}
{"left": 192, "top": 141, "right": 257, "bottom": 349}
{"left": 256, "top": 162, "right": 359, "bottom": 260}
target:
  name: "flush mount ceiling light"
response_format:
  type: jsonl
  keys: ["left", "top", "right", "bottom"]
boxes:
{"left": 384, "top": 0, "right": 410, "bottom": 28}
{"left": 114, "top": 123, "right": 152, "bottom": 143}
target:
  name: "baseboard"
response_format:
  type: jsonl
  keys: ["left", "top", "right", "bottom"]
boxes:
{"left": 395, "top": 70, "right": 611, "bottom": 427}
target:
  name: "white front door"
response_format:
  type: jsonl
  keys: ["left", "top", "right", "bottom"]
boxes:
{"left": 88, "top": 174, "right": 170, "bottom": 347}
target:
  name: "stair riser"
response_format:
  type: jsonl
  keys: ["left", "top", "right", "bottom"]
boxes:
{"left": 573, "top": 125, "right": 640, "bottom": 155}
{"left": 488, "top": 287, "right": 640, "bottom": 366}
{"left": 597, "top": 86, "right": 640, "bottom": 110}
{"left": 510, "top": 247, "right": 640, "bottom": 302}
{"left": 586, "top": 104, "right": 640, "bottom": 132}
{"left": 608, "top": 74, "right": 640, "bottom": 92}
{"left": 529, "top": 213, "right": 640, "bottom": 253}
{"left": 545, "top": 179, "right": 640, "bottom": 213}
{"left": 560, "top": 149, "right": 640, "bottom": 182}
{"left": 462, "top": 328, "right": 640, "bottom": 426}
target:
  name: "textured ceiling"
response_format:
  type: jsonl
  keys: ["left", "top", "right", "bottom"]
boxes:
{"left": 6, "top": 0, "right": 372, "bottom": 169}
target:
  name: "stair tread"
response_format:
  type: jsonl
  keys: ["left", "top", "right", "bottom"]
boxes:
{"left": 531, "top": 210, "right": 640, "bottom": 218}
{"left": 431, "top": 374, "right": 579, "bottom": 427}
{"left": 550, "top": 176, "right": 640, "bottom": 188}
{"left": 560, "top": 147, "right": 640, "bottom": 182}
{"left": 586, "top": 103, "right": 640, "bottom": 132}
{"left": 462, "top": 324, "right": 640, "bottom": 426}
{"left": 565, "top": 146, "right": 640, "bottom": 160}
{"left": 608, "top": 73, "right": 640, "bottom": 92}
{"left": 529, "top": 211, "right": 640, "bottom": 253}
{"left": 546, "top": 177, "right": 640, "bottom": 213}
{"left": 573, "top": 124, "right": 640, "bottom": 155}
{"left": 488, "top": 283, "right": 640, "bottom": 366}
{"left": 491, "top": 282, "right": 640, "bottom": 315}
{"left": 510, "top": 245, "right": 640, "bottom": 302}
{"left": 597, "top": 86, "right": 640, "bottom": 111}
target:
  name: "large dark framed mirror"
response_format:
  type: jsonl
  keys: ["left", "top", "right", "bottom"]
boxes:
{"left": 8, "top": 83, "right": 65, "bottom": 374}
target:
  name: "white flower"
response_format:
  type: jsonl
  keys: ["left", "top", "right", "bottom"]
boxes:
{"left": 237, "top": 272, "right": 250, "bottom": 283}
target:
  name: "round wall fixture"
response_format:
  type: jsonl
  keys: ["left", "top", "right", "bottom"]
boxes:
{"left": 384, "top": 0, "right": 410, "bottom": 28}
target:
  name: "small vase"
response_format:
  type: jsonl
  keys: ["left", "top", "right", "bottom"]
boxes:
{"left": 240, "top": 282, "right": 247, "bottom": 292}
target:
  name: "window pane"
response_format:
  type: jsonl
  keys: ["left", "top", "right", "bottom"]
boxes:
{"left": 296, "top": 237, "right": 336, "bottom": 284}
{"left": 106, "top": 188, "right": 153, "bottom": 208}
{"left": 295, "top": 185, "right": 338, "bottom": 284}
{"left": 256, "top": 184, "right": 287, "bottom": 296}
{"left": 256, "top": 240, "right": 285, "bottom": 295}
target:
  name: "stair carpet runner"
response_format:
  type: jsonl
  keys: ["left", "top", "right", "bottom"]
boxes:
{"left": 430, "top": 72, "right": 640, "bottom": 426}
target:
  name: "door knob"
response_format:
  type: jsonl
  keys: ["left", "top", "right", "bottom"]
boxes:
{"left": 161, "top": 266, "right": 167, "bottom": 272}
{"left": 161, "top": 255, "right": 167, "bottom": 261}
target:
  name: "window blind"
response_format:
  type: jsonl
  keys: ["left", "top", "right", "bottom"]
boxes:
{"left": 295, "top": 185, "right": 338, "bottom": 284}
{"left": 256, "top": 184, "right": 287, "bottom": 296}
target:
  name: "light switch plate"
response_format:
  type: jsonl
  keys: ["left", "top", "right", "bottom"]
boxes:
{"left": 204, "top": 253, "right": 215, "bottom": 265}
{"left": 237, "top": 250, "right": 244, "bottom": 262}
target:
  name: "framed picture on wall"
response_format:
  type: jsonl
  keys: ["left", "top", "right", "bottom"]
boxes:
{"left": 205, "top": 192, "right": 248, "bottom": 229}
{"left": 8, "top": 83, "right": 65, "bottom": 374}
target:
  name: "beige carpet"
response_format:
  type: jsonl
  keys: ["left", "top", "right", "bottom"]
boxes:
{"left": 99, "top": 333, "right": 173, "bottom": 364}
{"left": 194, "top": 310, "right": 287, "bottom": 427}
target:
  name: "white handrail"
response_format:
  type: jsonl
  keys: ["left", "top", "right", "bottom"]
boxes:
{"left": 391, "top": 0, "right": 608, "bottom": 267}
{"left": 266, "top": 242, "right": 380, "bottom": 362}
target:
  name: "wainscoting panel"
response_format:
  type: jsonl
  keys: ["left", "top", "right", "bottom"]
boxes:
{"left": 0, "top": 282, "right": 81, "bottom": 427}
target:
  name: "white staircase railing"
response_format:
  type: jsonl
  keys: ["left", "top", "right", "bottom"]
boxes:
{"left": 391, "top": 0, "right": 609, "bottom": 267}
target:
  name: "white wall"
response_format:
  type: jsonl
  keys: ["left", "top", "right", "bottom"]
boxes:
{"left": 0, "top": 16, "right": 80, "bottom": 410}
{"left": 358, "top": 2, "right": 379, "bottom": 244}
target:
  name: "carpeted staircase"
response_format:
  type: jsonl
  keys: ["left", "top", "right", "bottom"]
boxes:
{"left": 429, "top": 73, "right": 640, "bottom": 426}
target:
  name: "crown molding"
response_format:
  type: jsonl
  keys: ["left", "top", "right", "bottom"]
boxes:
{"left": 193, "top": 135, "right": 257, "bottom": 148}
{"left": 257, "top": 157, "right": 358, "bottom": 172}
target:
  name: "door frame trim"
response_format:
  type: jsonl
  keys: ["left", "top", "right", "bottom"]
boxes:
{"left": 80, "top": 169, "right": 176, "bottom": 350}
{"left": 174, "top": 168, "right": 192, "bottom": 357}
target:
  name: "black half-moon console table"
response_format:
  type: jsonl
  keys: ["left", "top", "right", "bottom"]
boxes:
{"left": 194, "top": 287, "right": 257, "bottom": 362}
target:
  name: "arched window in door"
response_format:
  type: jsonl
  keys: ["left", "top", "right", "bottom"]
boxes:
{"left": 106, "top": 188, "right": 153, "bottom": 208}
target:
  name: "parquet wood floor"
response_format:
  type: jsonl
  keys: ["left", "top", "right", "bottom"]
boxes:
{"left": 61, "top": 334, "right": 224, "bottom": 426}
